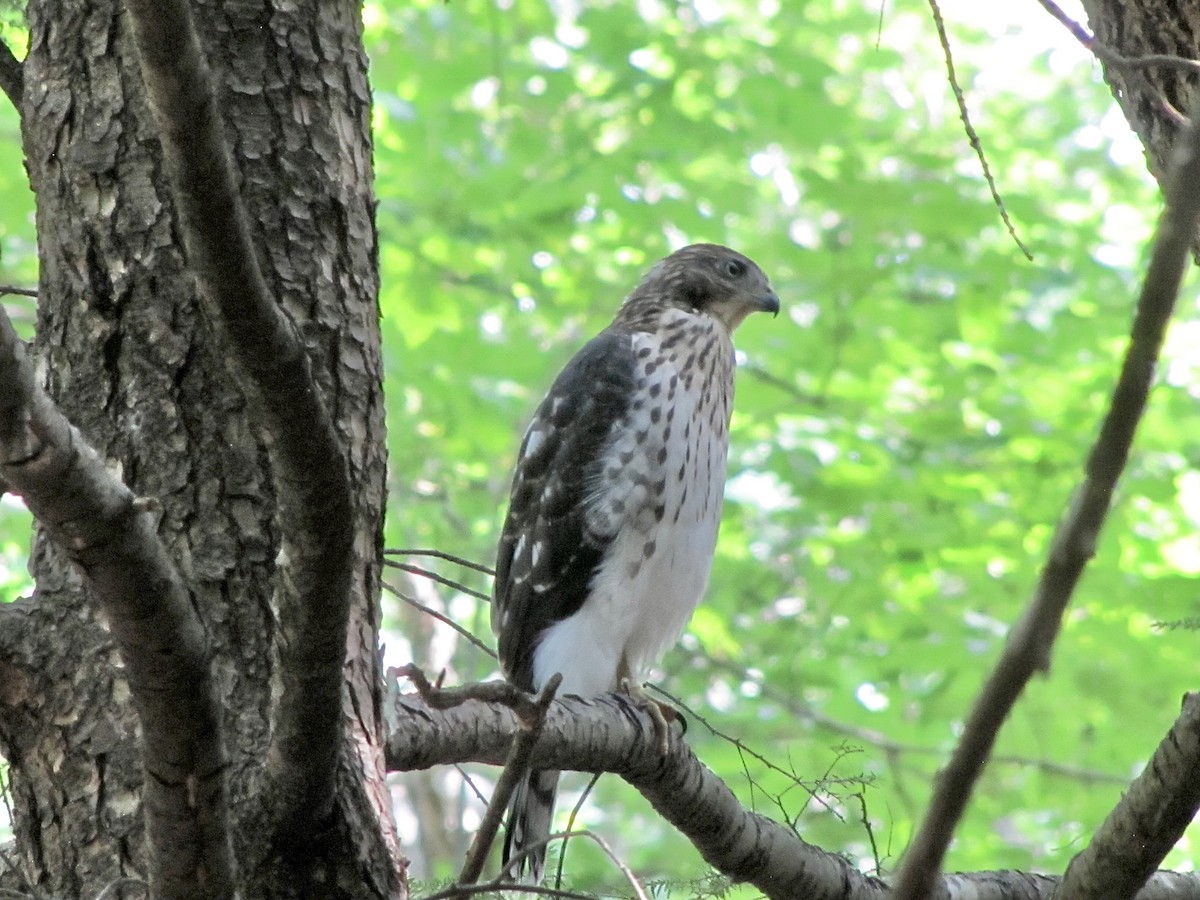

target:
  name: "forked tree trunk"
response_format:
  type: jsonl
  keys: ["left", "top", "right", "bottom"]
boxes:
{"left": 0, "top": 0, "right": 399, "bottom": 896}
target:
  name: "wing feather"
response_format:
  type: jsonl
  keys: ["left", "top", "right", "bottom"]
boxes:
{"left": 492, "top": 330, "right": 637, "bottom": 690}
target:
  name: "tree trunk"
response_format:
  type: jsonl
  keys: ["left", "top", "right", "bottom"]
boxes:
{"left": 1081, "top": 0, "right": 1200, "bottom": 185}
{"left": 0, "top": 0, "right": 399, "bottom": 896}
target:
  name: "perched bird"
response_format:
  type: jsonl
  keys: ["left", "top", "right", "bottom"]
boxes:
{"left": 491, "top": 243, "right": 779, "bottom": 881}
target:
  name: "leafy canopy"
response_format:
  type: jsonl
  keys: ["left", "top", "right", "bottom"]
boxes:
{"left": 2, "top": 0, "right": 1197, "bottom": 888}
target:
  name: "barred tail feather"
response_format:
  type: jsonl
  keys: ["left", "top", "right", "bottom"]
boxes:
{"left": 502, "top": 768, "right": 560, "bottom": 883}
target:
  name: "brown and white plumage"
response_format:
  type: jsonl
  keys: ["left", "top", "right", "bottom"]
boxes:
{"left": 492, "top": 243, "right": 779, "bottom": 880}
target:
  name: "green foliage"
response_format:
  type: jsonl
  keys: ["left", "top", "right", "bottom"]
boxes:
{"left": 1, "top": 0, "right": 1197, "bottom": 889}
{"left": 367, "top": 0, "right": 1196, "bottom": 887}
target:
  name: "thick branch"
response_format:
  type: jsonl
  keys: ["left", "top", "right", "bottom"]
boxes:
{"left": 1057, "top": 693, "right": 1200, "bottom": 900}
{"left": 0, "top": 311, "right": 234, "bottom": 898}
{"left": 388, "top": 689, "right": 884, "bottom": 899}
{"left": 121, "top": 0, "right": 356, "bottom": 846}
{"left": 385, "top": 690, "right": 1200, "bottom": 900}
{"left": 0, "top": 37, "right": 21, "bottom": 110}
{"left": 891, "top": 90, "right": 1200, "bottom": 900}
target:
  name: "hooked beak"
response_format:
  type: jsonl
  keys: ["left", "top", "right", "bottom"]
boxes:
{"left": 756, "top": 290, "right": 781, "bottom": 318}
{"left": 714, "top": 289, "right": 782, "bottom": 331}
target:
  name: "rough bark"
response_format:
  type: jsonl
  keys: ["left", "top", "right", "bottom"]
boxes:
{"left": 0, "top": 308, "right": 235, "bottom": 899}
{"left": 1057, "top": 693, "right": 1200, "bottom": 900}
{"left": 1080, "top": 0, "right": 1200, "bottom": 185}
{"left": 0, "top": 0, "right": 395, "bottom": 897}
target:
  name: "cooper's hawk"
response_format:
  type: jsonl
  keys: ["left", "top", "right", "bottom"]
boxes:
{"left": 492, "top": 243, "right": 779, "bottom": 880}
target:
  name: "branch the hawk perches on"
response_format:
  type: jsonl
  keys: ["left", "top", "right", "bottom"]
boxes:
{"left": 491, "top": 243, "right": 779, "bottom": 881}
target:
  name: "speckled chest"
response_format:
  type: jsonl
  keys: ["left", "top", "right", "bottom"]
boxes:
{"left": 530, "top": 309, "right": 738, "bottom": 692}
{"left": 586, "top": 309, "right": 735, "bottom": 580}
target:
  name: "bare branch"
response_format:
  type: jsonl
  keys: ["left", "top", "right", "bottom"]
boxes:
{"left": 1037, "top": 0, "right": 1200, "bottom": 77}
{"left": 1057, "top": 693, "right": 1200, "bottom": 900}
{"left": 891, "top": 85, "right": 1200, "bottom": 900}
{"left": 740, "top": 363, "right": 829, "bottom": 407}
{"left": 387, "top": 688, "right": 1200, "bottom": 900}
{"left": 552, "top": 774, "right": 603, "bottom": 888}
{"left": 456, "top": 672, "right": 560, "bottom": 893}
{"left": 388, "top": 686, "right": 885, "bottom": 899}
{"left": 648, "top": 683, "right": 839, "bottom": 812}
{"left": 0, "top": 286, "right": 36, "bottom": 298}
{"left": 385, "top": 547, "right": 497, "bottom": 577}
{"left": 121, "top": 0, "right": 355, "bottom": 846}
{"left": 384, "top": 580, "right": 498, "bottom": 660}
{"left": 0, "top": 308, "right": 234, "bottom": 897}
{"left": 0, "top": 37, "right": 21, "bottom": 110}
{"left": 698, "top": 652, "right": 1128, "bottom": 786}
{"left": 925, "top": 0, "right": 1032, "bottom": 260}
{"left": 549, "top": 830, "right": 649, "bottom": 900}
{"left": 385, "top": 560, "right": 492, "bottom": 602}
{"left": 419, "top": 877, "right": 596, "bottom": 900}
{"left": 1034, "top": 0, "right": 1194, "bottom": 130}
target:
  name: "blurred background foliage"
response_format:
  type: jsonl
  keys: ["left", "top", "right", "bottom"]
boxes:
{"left": 2, "top": 0, "right": 1198, "bottom": 892}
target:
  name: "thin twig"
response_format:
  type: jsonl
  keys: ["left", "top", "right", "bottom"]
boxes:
{"left": 398, "top": 665, "right": 534, "bottom": 714}
{"left": 891, "top": 88, "right": 1200, "bottom": 900}
{"left": 453, "top": 672, "right": 561, "bottom": 896}
{"left": 0, "top": 37, "right": 21, "bottom": 110}
{"left": 925, "top": 0, "right": 1032, "bottom": 260}
{"left": 552, "top": 772, "right": 603, "bottom": 889}
{"left": 1035, "top": 0, "right": 1193, "bottom": 128}
{"left": 647, "top": 684, "right": 841, "bottom": 811}
{"left": 1037, "top": 0, "right": 1200, "bottom": 76}
{"left": 383, "top": 581, "right": 497, "bottom": 659}
{"left": 419, "top": 879, "right": 596, "bottom": 900}
{"left": 740, "top": 363, "right": 828, "bottom": 407}
{"left": 454, "top": 764, "right": 490, "bottom": 807}
{"left": 699, "top": 652, "right": 1127, "bottom": 785}
{"left": 384, "top": 560, "right": 492, "bottom": 602}
{"left": 0, "top": 286, "right": 36, "bottom": 298}
{"left": 853, "top": 791, "right": 884, "bottom": 875}
{"left": 553, "top": 830, "right": 649, "bottom": 900}
{"left": 386, "top": 547, "right": 496, "bottom": 576}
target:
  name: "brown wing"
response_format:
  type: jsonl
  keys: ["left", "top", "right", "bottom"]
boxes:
{"left": 492, "top": 330, "right": 637, "bottom": 690}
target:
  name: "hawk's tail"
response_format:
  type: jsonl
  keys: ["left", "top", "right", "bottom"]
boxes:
{"left": 502, "top": 767, "right": 560, "bottom": 882}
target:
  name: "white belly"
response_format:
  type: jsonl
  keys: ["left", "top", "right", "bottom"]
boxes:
{"left": 532, "top": 322, "right": 732, "bottom": 696}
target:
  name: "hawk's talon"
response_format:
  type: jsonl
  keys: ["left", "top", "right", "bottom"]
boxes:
{"left": 619, "top": 677, "right": 674, "bottom": 755}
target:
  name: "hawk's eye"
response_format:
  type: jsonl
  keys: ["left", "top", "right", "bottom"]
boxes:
{"left": 723, "top": 259, "right": 747, "bottom": 278}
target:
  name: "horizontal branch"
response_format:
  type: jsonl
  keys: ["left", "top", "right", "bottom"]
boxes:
{"left": 0, "top": 308, "right": 234, "bottom": 897}
{"left": 385, "top": 687, "right": 1200, "bottom": 900}
{"left": 387, "top": 687, "right": 881, "bottom": 899}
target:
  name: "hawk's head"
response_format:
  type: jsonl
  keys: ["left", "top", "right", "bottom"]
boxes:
{"left": 622, "top": 243, "right": 780, "bottom": 332}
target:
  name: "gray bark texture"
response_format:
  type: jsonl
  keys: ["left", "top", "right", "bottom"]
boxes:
{"left": 0, "top": 0, "right": 397, "bottom": 897}
{"left": 1081, "top": 0, "right": 1200, "bottom": 183}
